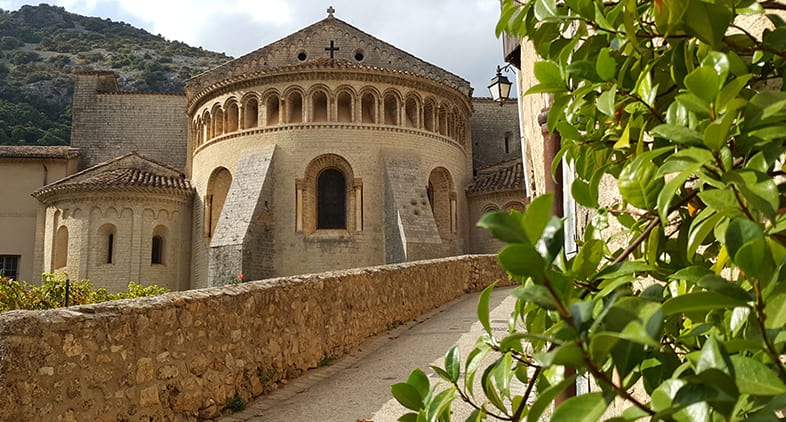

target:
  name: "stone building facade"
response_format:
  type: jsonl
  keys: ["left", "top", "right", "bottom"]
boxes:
{"left": 5, "top": 11, "right": 525, "bottom": 290}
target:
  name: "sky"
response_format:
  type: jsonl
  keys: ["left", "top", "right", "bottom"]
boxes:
{"left": 0, "top": 1, "right": 514, "bottom": 94}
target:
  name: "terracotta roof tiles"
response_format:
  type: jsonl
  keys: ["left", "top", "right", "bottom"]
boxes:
{"left": 467, "top": 159, "right": 524, "bottom": 195}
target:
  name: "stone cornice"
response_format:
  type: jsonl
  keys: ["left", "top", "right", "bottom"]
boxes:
{"left": 192, "top": 123, "right": 467, "bottom": 157}
{"left": 34, "top": 186, "right": 195, "bottom": 207}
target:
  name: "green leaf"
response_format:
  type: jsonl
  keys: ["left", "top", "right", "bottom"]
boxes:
{"left": 392, "top": 382, "right": 424, "bottom": 411}
{"left": 703, "top": 111, "right": 735, "bottom": 151}
{"left": 426, "top": 387, "right": 456, "bottom": 422}
{"left": 731, "top": 356, "right": 786, "bottom": 396}
{"left": 477, "top": 282, "right": 496, "bottom": 334}
{"left": 534, "top": 0, "right": 558, "bottom": 21}
{"left": 407, "top": 368, "right": 430, "bottom": 399}
{"left": 527, "top": 375, "right": 577, "bottom": 422}
{"left": 567, "top": 60, "right": 601, "bottom": 82}
{"left": 676, "top": 93, "right": 711, "bottom": 116}
{"left": 652, "top": 124, "right": 703, "bottom": 146}
{"left": 656, "top": 160, "right": 706, "bottom": 223}
{"left": 551, "top": 392, "right": 607, "bottom": 422}
{"left": 725, "top": 218, "right": 766, "bottom": 276}
{"left": 523, "top": 193, "right": 555, "bottom": 242}
{"left": 683, "top": 0, "right": 732, "bottom": 46}
{"left": 764, "top": 282, "right": 786, "bottom": 330}
{"left": 696, "top": 336, "right": 733, "bottom": 376}
{"left": 499, "top": 243, "right": 546, "bottom": 281}
{"left": 398, "top": 413, "right": 419, "bottom": 422}
{"left": 465, "top": 342, "right": 491, "bottom": 398}
{"left": 597, "top": 85, "right": 617, "bottom": 117}
{"left": 533, "top": 60, "right": 564, "bottom": 88}
{"left": 571, "top": 239, "right": 604, "bottom": 280}
{"left": 596, "top": 47, "right": 615, "bottom": 81}
{"left": 662, "top": 291, "right": 749, "bottom": 316}
{"left": 477, "top": 212, "right": 528, "bottom": 244}
{"left": 685, "top": 66, "right": 721, "bottom": 103}
{"left": 444, "top": 345, "right": 460, "bottom": 384}
{"left": 535, "top": 343, "right": 584, "bottom": 367}
{"left": 687, "top": 210, "right": 723, "bottom": 260}
{"left": 512, "top": 283, "right": 556, "bottom": 310}
{"left": 618, "top": 149, "right": 668, "bottom": 210}
{"left": 636, "top": 68, "right": 656, "bottom": 107}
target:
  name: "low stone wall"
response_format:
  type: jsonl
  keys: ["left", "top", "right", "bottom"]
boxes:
{"left": 0, "top": 255, "right": 508, "bottom": 421}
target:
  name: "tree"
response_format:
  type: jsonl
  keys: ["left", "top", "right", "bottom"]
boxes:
{"left": 392, "top": 0, "right": 786, "bottom": 420}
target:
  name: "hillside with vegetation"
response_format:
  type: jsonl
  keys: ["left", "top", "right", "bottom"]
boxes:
{"left": 0, "top": 4, "right": 231, "bottom": 146}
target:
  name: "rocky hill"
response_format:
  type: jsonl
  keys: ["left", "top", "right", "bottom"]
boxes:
{"left": 0, "top": 4, "right": 231, "bottom": 146}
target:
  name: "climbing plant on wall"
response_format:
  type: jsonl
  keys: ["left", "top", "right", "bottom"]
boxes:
{"left": 393, "top": 0, "right": 786, "bottom": 420}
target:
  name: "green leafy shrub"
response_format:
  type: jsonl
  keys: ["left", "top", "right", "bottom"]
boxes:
{"left": 0, "top": 273, "right": 169, "bottom": 312}
{"left": 393, "top": 0, "right": 786, "bottom": 420}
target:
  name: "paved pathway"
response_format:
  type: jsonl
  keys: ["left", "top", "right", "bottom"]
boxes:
{"left": 217, "top": 287, "right": 516, "bottom": 422}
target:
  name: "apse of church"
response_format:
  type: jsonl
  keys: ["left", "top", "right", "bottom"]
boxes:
{"left": 26, "top": 8, "right": 523, "bottom": 291}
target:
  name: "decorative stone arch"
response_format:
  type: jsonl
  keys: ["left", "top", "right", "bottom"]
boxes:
{"left": 383, "top": 90, "right": 402, "bottom": 126}
{"left": 205, "top": 167, "right": 232, "bottom": 244}
{"left": 211, "top": 103, "right": 224, "bottom": 137}
{"left": 359, "top": 87, "right": 380, "bottom": 124}
{"left": 481, "top": 204, "right": 500, "bottom": 214}
{"left": 423, "top": 97, "right": 437, "bottom": 132}
{"left": 225, "top": 99, "right": 240, "bottom": 133}
{"left": 335, "top": 86, "right": 356, "bottom": 123}
{"left": 427, "top": 167, "right": 456, "bottom": 241}
{"left": 241, "top": 94, "right": 260, "bottom": 129}
{"left": 404, "top": 93, "right": 421, "bottom": 128}
{"left": 308, "top": 85, "right": 331, "bottom": 123}
{"left": 97, "top": 223, "right": 117, "bottom": 265}
{"left": 503, "top": 200, "right": 526, "bottom": 212}
{"left": 284, "top": 87, "right": 305, "bottom": 124}
{"left": 296, "top": 154, "right": 362, "bottom": 235}
{"left": 262, "top": 89, "right": 281, "bottom": 126}
{"left": 151, "top": 224, "right": 168, "bottom": 265}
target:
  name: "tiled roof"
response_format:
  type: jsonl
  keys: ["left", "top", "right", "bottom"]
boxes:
{"left": 467, "top": 159, "right": 524, "bottom": 194}
{"left": 55, "top": 167, "right": 192, "bottom": 190}
{"left": 0, "top": 146, "right": 79, "bottom": 159}
{"left": 33, "top": 152, "right": 193, "bottom": 200}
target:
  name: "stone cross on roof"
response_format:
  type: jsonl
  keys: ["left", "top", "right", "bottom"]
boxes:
{"left": 327, "top": 6, "right": 335, "bottom": 17}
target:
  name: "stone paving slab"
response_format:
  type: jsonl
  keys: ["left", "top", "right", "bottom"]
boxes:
{"left": 218, "top": 287, "right": 516, "bottom": 421}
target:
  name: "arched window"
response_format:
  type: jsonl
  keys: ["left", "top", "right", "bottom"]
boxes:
{"left": 337, "top": 91, "right": 352, "bottom": 122}
{"left": 205, "top": 167, "right": 232, "bottom": 243}
{"left": 151, "top": 225, "right": 167, "bottom": 265}
{"left": 151, "top": 236, "right": 164, "bottom": 264}
{"left": 424, "top": 100, "right": 435, "bottom": 132}
{"left": 226, "top": 102, "right": 239, "bottom": 132}
{"left": 203, "top": 112, "right": 213, "bottom": 140}
{"left": 312, "top": 91, "right": 328, "bottom": 122}
{"left": 405, "top": 97, "right": 419, "bottom": 128}
{"left": 98, "top": 223, "right": 116, "bottom": 264}
{"left": 384, "top": 94, "right": 399, "bottom": 125}
{"left": 244, "top": 98, "right": 259, "bottom": 128}
{"left": 361, "top": 92, "right": 376, "bottom": 124}
{"left": 212, "top": 106, "right": 224, "bottom": 136}
{"left": 317, "top": 169, "right": 346, "bottom": 229}
{"left": 266, "top": 94, "right": 280, "bottom": 125}
{"left": 54, "top": 225, "right": 68, "bottom": 269}
{"left": 296, "top": 154, "right": 362, "bottom": 235}
{"left": 438, "top": 105, "right": 447, "bottom": 136}
{"left": 287, "top": 91, "right": 303, "bottom": 123}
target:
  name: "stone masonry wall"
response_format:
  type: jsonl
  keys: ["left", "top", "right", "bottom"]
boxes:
{"left": 0, "top": 255, "right": 508, "bottom": 421}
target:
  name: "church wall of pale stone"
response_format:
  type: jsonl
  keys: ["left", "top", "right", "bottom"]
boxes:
{"left": 36, "top": 193, "right": 192, "bottom": 292}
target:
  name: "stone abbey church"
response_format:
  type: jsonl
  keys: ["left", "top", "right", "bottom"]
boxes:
{"left": 0, "top": 11, "right": 524, "bottom": 291}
